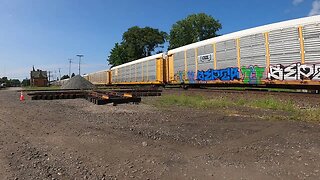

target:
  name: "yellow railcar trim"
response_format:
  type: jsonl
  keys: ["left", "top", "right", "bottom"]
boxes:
{"left": 169, "top": 55, "right": 174, "bottom": 81}
{"left": 107, "top": 71, "right": 108, "bottom": 84}
{"left": 264, "top": 32, "right": 270, "bottom": 69}
{"left": 165, "top": 57, "right": 169, "bottom": 82}
{"left": 213, "top": 43, "right": 217, "bottom": 69}
{"left": 156, "top": 58, "right": 163, "bottom": 82}
{"left": 298, "top": 26, "right": 305, "bottom": 64}
{"left": 236, "top": 38, "right": 241, "bottom": 69}
{"left": 102, "top": 95, "right": 109, "bottom": 100}
{"left": 123, "top": 93, "right": 133, "bottom": 98}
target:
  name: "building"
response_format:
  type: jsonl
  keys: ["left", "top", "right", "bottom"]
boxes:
{"left": 30, "top": 66, "right": 48, "bottom": 87}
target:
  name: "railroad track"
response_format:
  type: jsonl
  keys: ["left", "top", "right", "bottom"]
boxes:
{"left": 164, "top": 87, "right": 320, "bottom": 96}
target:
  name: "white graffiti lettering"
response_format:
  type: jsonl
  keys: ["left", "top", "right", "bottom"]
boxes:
{"left": 268, "top": 64, "right": 283, "bottom": 80}
{"left": 268, "top": 63, "right": 320, "bottom": 81}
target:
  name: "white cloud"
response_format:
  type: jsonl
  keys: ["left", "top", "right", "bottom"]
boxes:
{"left": 293, "top": 0, "right": 304, "bottom": 6}
{"left": 309, "top": 0, "right": 320, "bottom": 16}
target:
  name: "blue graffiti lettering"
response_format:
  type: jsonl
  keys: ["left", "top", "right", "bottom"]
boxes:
{"left": 197, "top": 68, "right": 240, "bottom": 81}
{"left": 187, "top": 71, "right": 195, "bottom": 83}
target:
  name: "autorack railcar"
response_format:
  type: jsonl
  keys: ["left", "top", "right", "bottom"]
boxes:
{"left": 84, "top": 70, "right": 111, "bottom": 85}
{"left": 110, "top": 53, "right": 166, "bottom": 85}
{"left": 84, "top": 15, "right": 320, "bottom": 89}
{"left": 166, "top": 15, "right": 320, "bottom": 88}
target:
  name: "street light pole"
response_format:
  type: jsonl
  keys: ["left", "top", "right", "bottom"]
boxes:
{"left": 76, "top": 54, "right": 84, "bottom": 75}
{"left": 68, "top": 59, "right": 72, "bottom": 78}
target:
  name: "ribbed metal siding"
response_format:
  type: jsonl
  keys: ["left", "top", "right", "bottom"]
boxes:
{"left": 127, "top": 66, "right": 131, "bottom": 82}
{"left": 148, "top": 59, "right": 156, "bottom": 81}
{"left": 91, "top": 70, "right": 108, "bottom": 84}
{"left": 303, "top": 23, "right": 320, "bottom": 63}
{"left": 216, "top": 40, "right": 237, "bottom": 69}
{"left": 128, "top": 65, "right": 132, "bottom": 82}
{"left": 122, "top": 66, "right": 126, "bottom": 82}
{"left": 117, "top": 68, "right": 122, "bottom": 82}
{"left": 269, "top": 27, "right": 301, "bottom": 65}
{"left": 197, "top": 44, "right": 214, "bottom": 71}
{"left": 143, "top": 61, "right": 148, "bottom": 81}
{"left": 119, "top": 67, "right": 123, "bottom": 82}
{"left": 136, "top": 63, "right": 142, "bottom": 82}
{"left": 130, "top": 64, "right": 136, "bottom": 82}
{"left": 186, "top": 49, "right": 196, "bottom": 73}
{"left": 121, "top": 67, "right": 125, "bottom": 82}
{"left": 111, "top": 70, "right": 116, "bottom": 83}
{"left": 240, "top": 33, "right": 266, "bottom": 67}
{"left": 173, "top": 51, "right": 185, "bottom": 73}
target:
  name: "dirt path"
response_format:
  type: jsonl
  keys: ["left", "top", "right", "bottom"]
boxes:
{"left": 0, "top": 88, "right": 319, "bottom": 179}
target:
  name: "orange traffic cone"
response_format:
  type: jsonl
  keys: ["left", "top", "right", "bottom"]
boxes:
{"left": 20, "top": 91, "right": 25, "bottom": 101}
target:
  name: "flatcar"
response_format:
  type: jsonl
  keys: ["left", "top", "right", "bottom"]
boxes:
{"left": 84, "top": 15, "right": 320, "bottom": 89}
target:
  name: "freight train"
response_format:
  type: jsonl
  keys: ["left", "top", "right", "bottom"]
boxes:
{"left": 84, "top": 15, "right": 320, "bottom": 89}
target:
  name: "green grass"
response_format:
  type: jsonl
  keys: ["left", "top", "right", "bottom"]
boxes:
{"left": 157, "top": 94, "right": 295, "bottom": 110}
{"left": 245, "top": 97, "right": 296, "bottom": 112}
{"left": 157, "top": 94, "right": 234, "bottom": 108}
{"left": 155, "top": 94, "right": 320, "bottom": 123}
{"left": 293, "top": 108, "right": 320, "bottom": 122}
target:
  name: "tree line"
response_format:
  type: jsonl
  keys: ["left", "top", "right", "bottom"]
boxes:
{"left": 0, "top": 77, "right": 30, "bottom": 87}
{"left": 108, "top": 13, "right": 222, "bottom": 67}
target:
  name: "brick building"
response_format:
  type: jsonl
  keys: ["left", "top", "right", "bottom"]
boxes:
{"left": 30, "top": 67, "right": 48, "bottom": 87}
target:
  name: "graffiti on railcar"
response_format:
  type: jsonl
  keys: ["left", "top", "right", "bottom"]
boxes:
{"left": 174, "top": 71, "right": 197, "bottom": 83}
{"left": 197, "top": 67, "right": 240, "bottom": 81}
{"left": 187, "top": 71, "right": 196, "bottom": 83}
{"left": 268, "top": 63, "right": 320, "bottom": 81}
{"left": 241, "top": 65, "right": 265, "bottom": 84}
{"left": 174, "top": 71, "right": 185, "bottom": 83}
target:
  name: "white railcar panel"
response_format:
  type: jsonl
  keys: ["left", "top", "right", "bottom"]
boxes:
{"left": 197, "top": 45, "right": 214, "bottom": 71}
{"left": 173, "top": 52, "right": 185, "bottom": 73}
{"left": 216, "top": 40, "right": 237, "bottom": 69}
{"left": 303, "top": 23, "right": 320, "bottom": 63}
{"left": 148, "top": 59, "right": 157, "bottom": 81}
{"left": 186, "top": 49, "right": 196, "bottom": 73}
{"left": 269, "top": 27, "right": 301, "bottom": 65}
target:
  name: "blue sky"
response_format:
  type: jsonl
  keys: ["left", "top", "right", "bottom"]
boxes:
{"left": 0, "top": 0, "right": 319, "bottom": 80}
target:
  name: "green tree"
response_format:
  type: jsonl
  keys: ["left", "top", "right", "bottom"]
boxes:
{"left": 108, "top": 26, "right": 167, "bottom": 67}
{"left": 108, "top": 43, "right": 128, "bottom": 67}
{"left": 168, "top": 13, "right": 222, "bottom": 49}
{"left": 21, "top": 78, "right": 30, "bottom": 86}
{"left": 9, "top": 79, "right": 21, "bottom": 87}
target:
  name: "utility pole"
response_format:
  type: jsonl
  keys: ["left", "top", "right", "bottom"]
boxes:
{"left": 48, "top": 71, "right": 52, "bottom": 86}
{"left": 58, "top": 68, "right": 61, "bottom": 80}
{"left": 76, "top": 54, "right": 84, "bottom": 75}
{"left": 54, "top": 70, "right": 57, "bottom": 81}
{"left": 68, "top": 59, "right": 72, "bottom": 78}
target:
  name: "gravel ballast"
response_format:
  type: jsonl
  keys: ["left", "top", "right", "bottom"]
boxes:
{"left": 61, "top": 75, "right": 95, "bottom": 90}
